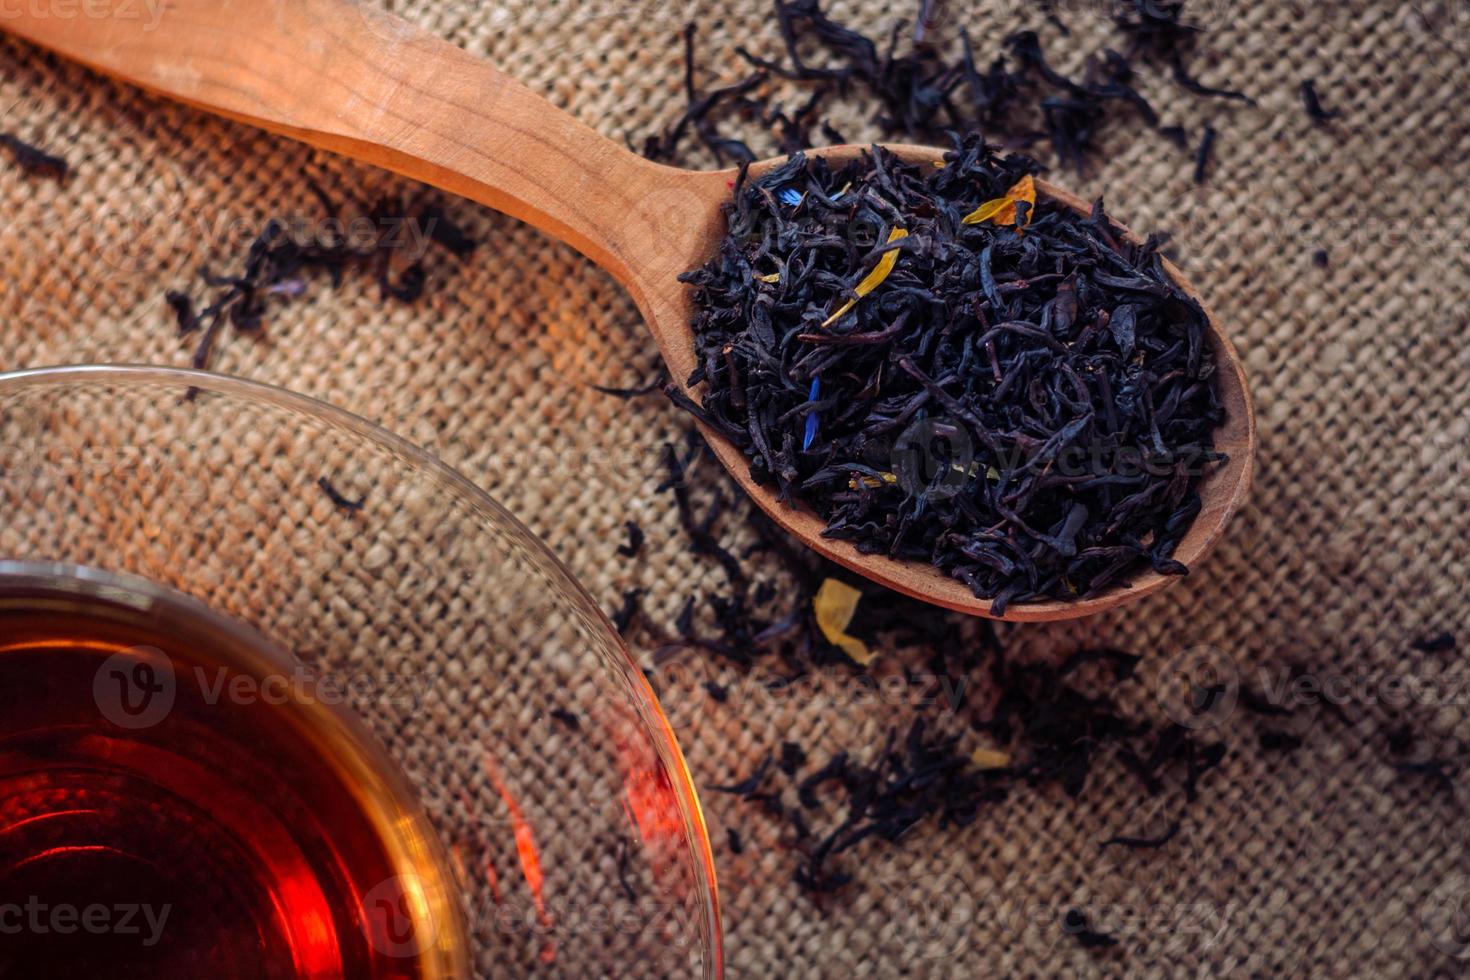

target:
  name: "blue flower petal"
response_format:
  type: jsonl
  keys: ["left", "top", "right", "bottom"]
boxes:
{"left": 803, "top": 378, "right": 821, "bottom": 451}
{"left": 778, "top": 187, "right": 803, "bottom": 207}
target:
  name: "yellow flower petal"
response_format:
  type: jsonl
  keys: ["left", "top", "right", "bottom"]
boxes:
{"left": 823, "top": 297, "right": 858, "bottom": 327}
{"left": 754, "top": 272, "right": 781, "bottom": 284}
{"left": 962, "top": 175, "right": 1037, "bottom": 228}
{"left": 962, "top": 196, "right": 1013, "bottom": 226}
{"left": 847, "top": 471, "right": 899, "bottom": 490}
{"left": 814, "top": 578, "right": 873, "bottom": 665}
{"left": 970, "top": 747, "right": 1013, "bottom": 770}
{"left": 821, "top": 227, "right": 909, "bottom": 328}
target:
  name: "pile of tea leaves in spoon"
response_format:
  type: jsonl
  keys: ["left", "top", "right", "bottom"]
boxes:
{"left": 673, "top": 134, "right": 1225, "bottom": 612}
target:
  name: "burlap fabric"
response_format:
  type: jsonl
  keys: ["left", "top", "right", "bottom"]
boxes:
{"left": 1, "top": 0, "right": 1467, "bottom": 976}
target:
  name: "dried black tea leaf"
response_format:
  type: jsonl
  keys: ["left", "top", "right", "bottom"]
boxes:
{"left": 676, "top": 136, "right": 1225, "bottom": 612}
{"left": 1193, "top": 124, "right": 1216, "bottom": 185}
{"left": 0, "top": 133, "right": 67, "bottom": 181}
{"left": 647, "top": 1, "right": 1249, "bottom": 173}
{"left": 1300, "top": 79, "right": 1340, "bottom": 124}
{"left": 641, "top": 24, "right": 763, "bottom": 165}
{"left": 1395, "top": 759, "right": 1455, "bottom": 797}
{"left": 549, "top": 708, "right": 581, "bottom": 731}
{"left": 616, "top": 521, "right": 646, "bottom": 558}
{"left": 317, "top": 477, "right": 366, "bottom": 513}
{"left": 1386, "top": 725, "right": 1416, "bottom": 756}
{"left": 615, "top": 838, "right": 637, "bottom": 901}
{"left": 420, "top": 204, "right": 477, "bottom": 257}
{"left": 780, "top": 741, "right": 808, "bottom": 775}
{"left": 1258, "top": 730, "right": 1302, "bottom": 752}
{"left": 379, "top": 260, "right": 427, "bottom": 303}
{"left": 165, "top": 193, "right": 472, "bottom": 371}
{"left": 591, "top": 376, "right": 665, "bottom": 399}
{"left": 711, "top": 755, "right": 774, "bottom": 797}
{"left": 164, "top": 291, "right": 199, "bottom": 335}
{"left": 1411, "top": 632, "right": 1456, "bottom": 653}
{"left": 1063, "top": 909, "right": 1120, "bottom": 949}
{"left": 787, "top": 719, "right": 1006, "bottom": 894}
{"left": 1101, "top": 819, "right": 1180, "bottom": 850}
{"left": 611, "top": 588, "right": 644, "bottom": 634}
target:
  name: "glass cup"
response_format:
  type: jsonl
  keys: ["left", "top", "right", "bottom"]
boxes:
{"left": 0, "top": 365, "right": 721, "bottom": 978}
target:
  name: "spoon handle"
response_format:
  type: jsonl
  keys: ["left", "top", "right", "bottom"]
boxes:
{"left": 3, "top": 0, "right": 688, "bottom": 284}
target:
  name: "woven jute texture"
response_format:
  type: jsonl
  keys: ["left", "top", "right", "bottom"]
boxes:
{"left": 1, "top": 0, "right": 1468, "bottom": 976}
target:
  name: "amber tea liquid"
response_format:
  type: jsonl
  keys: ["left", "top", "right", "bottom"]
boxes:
{"left": 0, "top": 565, "right": 466, "bottom": 979}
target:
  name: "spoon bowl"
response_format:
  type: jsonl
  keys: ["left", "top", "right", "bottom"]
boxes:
{"left": 4, "top": 0, "right": 1255, "bottom": 620}
{"left": 666, "top": 151, "right": 1255, "bottom": 621}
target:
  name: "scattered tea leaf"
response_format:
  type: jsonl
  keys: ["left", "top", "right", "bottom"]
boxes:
{"left": 611, "top": 588, "right": 644, "bottom": 634}
{"left": 0, "top": 133, "right": 67, "bottom": 181}
{"left": 549, "top": 708, "right": 581, "bottom": 731}
{"left": 616, "top": 520, "right": 646, "bottom": 558}
{"left": 1063, "top": 909, "right": 1120, "bottom": 950}
{"left": 1101, "top": 819, "right": 1180, "bottom": 850}
{"left": 317, "top": 477, "right": 366, "bottom": 514}
{"left": 1411, "top": 632, "right": 1456, "bottom": 654}
{"left": 1301, "top": 79, "right": 1340, "bottom": 124}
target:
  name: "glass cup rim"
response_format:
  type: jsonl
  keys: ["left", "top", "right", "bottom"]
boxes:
{"left": 0, "top": 362, "right": 724, "bottom": 977}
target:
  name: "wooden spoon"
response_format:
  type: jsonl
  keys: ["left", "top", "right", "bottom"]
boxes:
{"left": 4, "top": 0, "right": 1255, "bottom": 621}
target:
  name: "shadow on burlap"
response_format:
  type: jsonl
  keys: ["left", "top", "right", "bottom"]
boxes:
{"left": 0, "top": 0, "right": 1467, "bottom": 976}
